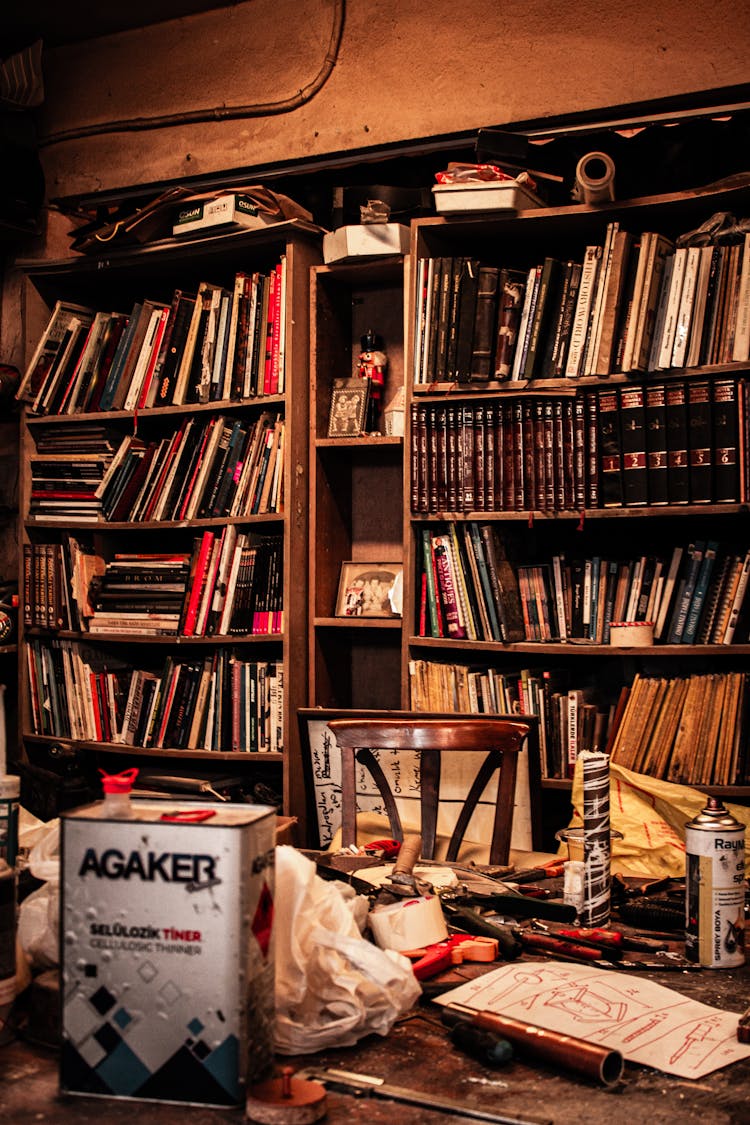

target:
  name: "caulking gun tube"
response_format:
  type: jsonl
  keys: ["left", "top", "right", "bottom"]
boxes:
{"left": 447, "top": 1006, "right": 623, "bottom": 1087}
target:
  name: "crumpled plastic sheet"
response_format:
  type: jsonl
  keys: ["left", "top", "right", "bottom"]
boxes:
{"left": 273, "top": 845, "right": 421, "bottom": 1054}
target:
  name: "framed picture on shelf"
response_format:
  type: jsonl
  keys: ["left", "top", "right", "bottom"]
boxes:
{"left": 335, "top": 561, "right": 403, "bottom": 618}
{"left": 327, "top": 377, "right": 369, "bottom": 437}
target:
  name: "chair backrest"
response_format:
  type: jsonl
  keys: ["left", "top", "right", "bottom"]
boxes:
{"left": 327, "top": 715, "right": 532, "bottom": 865}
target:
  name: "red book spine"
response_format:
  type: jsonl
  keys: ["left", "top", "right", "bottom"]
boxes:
{"left": 182, "top": 531, "right": 215, "bottom": 636}
{"left": 263, "top": 269, "right": 278, "bottom": 395}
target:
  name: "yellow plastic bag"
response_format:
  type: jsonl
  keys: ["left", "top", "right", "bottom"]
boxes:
{"left": 562, "top": 759, "right": 750, "bottom": 878}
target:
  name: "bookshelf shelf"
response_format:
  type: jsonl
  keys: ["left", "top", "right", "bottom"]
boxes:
{"left": 314, "top": 616, "right": 403, "bottom": 630}
{"left": 18, "top": 224, "right": 321, "bottom": 832}
{"left": 309, "top": 256, "right": 406, "bottom": 713}
{"left": 405, "top": 178, "right": 750, "bottom": 831}
{"left": 25, "top": 629, "right": 283, "bottom": 645}
{"left": 23, "top": 732, "right": 284, "bottom": 762}
{"left": 25, "top": 513, "right": 282, "bottom": 532}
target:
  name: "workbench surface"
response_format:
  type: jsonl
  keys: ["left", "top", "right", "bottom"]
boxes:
{"left": 2, "top": 961, "right": 748, "bottom": 1125}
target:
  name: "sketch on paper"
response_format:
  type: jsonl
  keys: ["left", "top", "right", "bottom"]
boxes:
{"left": 437, "top": 961, "right": 750, "bottom": 1079}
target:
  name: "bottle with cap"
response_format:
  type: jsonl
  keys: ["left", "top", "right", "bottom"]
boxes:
{"left": 99, "top": 767, "right": 139, "bottom": 818}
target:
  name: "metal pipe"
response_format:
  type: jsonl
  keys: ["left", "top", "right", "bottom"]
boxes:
{"left": 446, "top": 1004, "right": 624, "bottom": 1087}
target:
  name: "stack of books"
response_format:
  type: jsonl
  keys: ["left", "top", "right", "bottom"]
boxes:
{"left": 412, "top": 225, "right": 750, "bottom": 384}
{"left": 87, "top": 553, "right": 191, "bottom": 636}
{"left": 25, "top": 640, "right": 283, "bottom": 753}
{"left": 416, "top": 526, "right": 750, "bottom": 648}
{"left": 17, "top": 259, "right": 288, "bottom": 415}
{"left": 94, "top": 411, "right": 284, "bottom": 523}
{"left": 411, "top": 375, "right": 747, "bottom": 513}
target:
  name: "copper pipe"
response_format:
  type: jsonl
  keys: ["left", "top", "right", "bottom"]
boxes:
{"left": 447, "top": 1005, "right": 624, "bottom": 1087}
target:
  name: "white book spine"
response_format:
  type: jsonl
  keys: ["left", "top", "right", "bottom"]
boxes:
{"left": 565, "top": 246, "right": 602, "bottom": 378}
{"left": 656, "top": 247, "right": 687, "bottom": 368}
{"left": 672, "top": 246, "right": 702, "bottom": 367}
{"left": 732, "top": 232, "right": 750, "bottom": 362}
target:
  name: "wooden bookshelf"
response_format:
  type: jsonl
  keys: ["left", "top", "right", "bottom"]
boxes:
{"left": 17, "top": 225, "right": 321, "bottom": 836}
{"left": 308, "top": 256, "right": 407, "bottom": 713}
{"left": 403, "top": 178, "right": 750, "bottom": 820}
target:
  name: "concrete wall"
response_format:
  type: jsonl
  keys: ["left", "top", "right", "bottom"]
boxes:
{"left": 37, "top": 0, "right": 750, "bottom": 200}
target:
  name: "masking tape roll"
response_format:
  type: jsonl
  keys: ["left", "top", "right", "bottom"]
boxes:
{"left": 368, "top": 894, "right": 448, "bottom": 951}
{"left": 573, "top": 151, "right": 616, "bottom": 204}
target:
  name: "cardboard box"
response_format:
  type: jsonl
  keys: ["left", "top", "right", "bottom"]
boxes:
{"left": 172, "top": 194, "right": 276, "bottom": 237}
{"left": 323, "top": 222, "right": 410, "bottom": 264}
{"left": 60, "top": 800, "right": 276, "bottom": 1107}
{"left": 432, "top": 180, "right": 544, "bottom": 215}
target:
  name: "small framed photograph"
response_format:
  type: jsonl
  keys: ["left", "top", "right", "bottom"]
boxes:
{"left": 327, "top": 377, "right": 369, "bottom": 438}
{"left": 335, "top": 561, "right": 403, "bottom": 618}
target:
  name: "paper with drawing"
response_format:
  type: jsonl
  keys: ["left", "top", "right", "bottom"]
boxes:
{"left": 438, "top": 961, "right": 750, "bottom": 1078}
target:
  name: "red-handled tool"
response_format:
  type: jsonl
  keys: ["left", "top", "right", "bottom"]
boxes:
{"left": 160, "top": 809, "right": 217, "bottom": 822}
{"left": 516, "top": 930, "right": 620, "bottom": 963}
{"left": 403, "top": 934, "right": 499, "bottom": 980}
{"left": 558, "top": 927, "right": 624, "bottom": 948}
{"left": 510, "top": 861, "right": 566, "bottom": 884}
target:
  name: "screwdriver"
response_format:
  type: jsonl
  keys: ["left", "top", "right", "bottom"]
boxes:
{"left": 448, "top": 1018, "right": 514, "bottom": 1067}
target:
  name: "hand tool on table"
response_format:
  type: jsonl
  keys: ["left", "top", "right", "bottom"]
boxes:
{"left": 507, "top": 860, "right": 566, "bottom": 884}
{"left": 556, "top": 925, "right": 669, "bottom": 953}
{"left": 449, "top": 1018, "right": 514, "bottom": 1066}
{"left": 441, "top": 886, "right": 577, "bottom": 924}
{"left": 402, "top": 933, "right": 499, "bottom": 979}
{"left": 737, "top": 1004, "right": 750, "bottom": 1043}
{"left": 294, "top": 1067, "right": 551, "bottom": 1125}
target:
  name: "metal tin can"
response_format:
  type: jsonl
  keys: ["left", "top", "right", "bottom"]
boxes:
{"left": 685, "top": 797, "right": 745, "bottom": 968}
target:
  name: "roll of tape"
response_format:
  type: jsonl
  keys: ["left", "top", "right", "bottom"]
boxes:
{"left": 609, "top": 621, "right": 654, "bottom": 647}
{"left": 573, "top": 151, "right": 616, "bottom": 204}
{"left": 368, "top": 894, "right": 448, "bottom": 951}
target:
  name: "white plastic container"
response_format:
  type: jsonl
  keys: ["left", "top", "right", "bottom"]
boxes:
{"left": 60, "top": 797, "right": 276, "bottom": 1106}
{"left": 432, "top": 180, "right": 544, "bottom": 215}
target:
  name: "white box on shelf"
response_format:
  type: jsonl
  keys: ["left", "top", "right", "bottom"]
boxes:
{"left": 172, "top": 193, "right": 277, "bottom": 237}
{"left": 432, "top": 180, "right": 544, "bottom": 215}
{"left": 323, "top": 223, "right": 410, "bottom": 264}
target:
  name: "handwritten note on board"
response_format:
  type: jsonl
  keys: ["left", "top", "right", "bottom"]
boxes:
{"left": 304, "top": 717, "right": 533, "bottom": 854}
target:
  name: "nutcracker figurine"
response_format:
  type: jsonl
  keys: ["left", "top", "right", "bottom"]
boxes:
{"left": 357, "top": 328, "right": 387, "bottom": 430}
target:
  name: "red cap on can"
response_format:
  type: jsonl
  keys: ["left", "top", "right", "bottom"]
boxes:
{"left": 99, "top": 767, "right": 139, "bottom": 794}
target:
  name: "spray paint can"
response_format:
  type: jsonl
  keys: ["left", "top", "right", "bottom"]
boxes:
{"left": 685, "top": 797, "right": 745, "bottom": 968}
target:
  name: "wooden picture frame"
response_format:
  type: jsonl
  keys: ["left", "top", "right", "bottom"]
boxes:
{"left": 326, "top": 377, "right": 369, "bottom": 437}
{"left": 335, "top": 560, "right": 402, "bottom": 617}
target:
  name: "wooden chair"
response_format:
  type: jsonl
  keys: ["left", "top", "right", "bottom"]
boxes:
{"left": 326, "top": 715, "right": 533, "bottom": 865}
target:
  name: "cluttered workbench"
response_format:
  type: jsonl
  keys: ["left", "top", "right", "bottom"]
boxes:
{"left": 2, "top": 844, "right": 749, "bottom": 1125}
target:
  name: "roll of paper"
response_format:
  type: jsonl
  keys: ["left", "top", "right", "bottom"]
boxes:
{"left": 572, "top": 152, "right": 616, "bottom": 204}
{"left": 581, "top": 750, "right": 611, "bottom": 927}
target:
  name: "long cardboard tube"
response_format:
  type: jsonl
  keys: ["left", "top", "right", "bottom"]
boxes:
{"left": 446, "top": 1005, "right": 623, "bottom": 1086}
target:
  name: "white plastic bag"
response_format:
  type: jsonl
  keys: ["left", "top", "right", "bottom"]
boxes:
{"left": 273, "top": 845, "right": 421, "bottom": 1054}
{"left": 17, "top": 819, "right": 60, "bottom": 969}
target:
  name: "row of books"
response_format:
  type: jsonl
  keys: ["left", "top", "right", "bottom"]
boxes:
{"left": 416, "top": 522, "right": 523, "bottom": 643}
{"left": 408, "top": 658, "right": 750, "bottom": 785}
{"left": 609, "top": 671, "right": 746, "bottom": 787}
{"left": 26, "top": 638, "right": 283, "bottom": 753}
{"left": 29, "top": 411, "right": 284, "bottom": 523}
{"left": 18, "top": 259, "right": 287, "bottom": 415}
{"left": 411, "top": 376, "right": 747, "bottom": 513}
{"left": 408, "top": 659, "right": 612, "bottom": 782}
{"left": 417, "top": 524, "right": 750, "bottom": 647}
{"left": 412, "top": 223, "right": 750, "bottom": 384}
{"left": 24, "top": 533, "right": 284, "bottom": 638}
